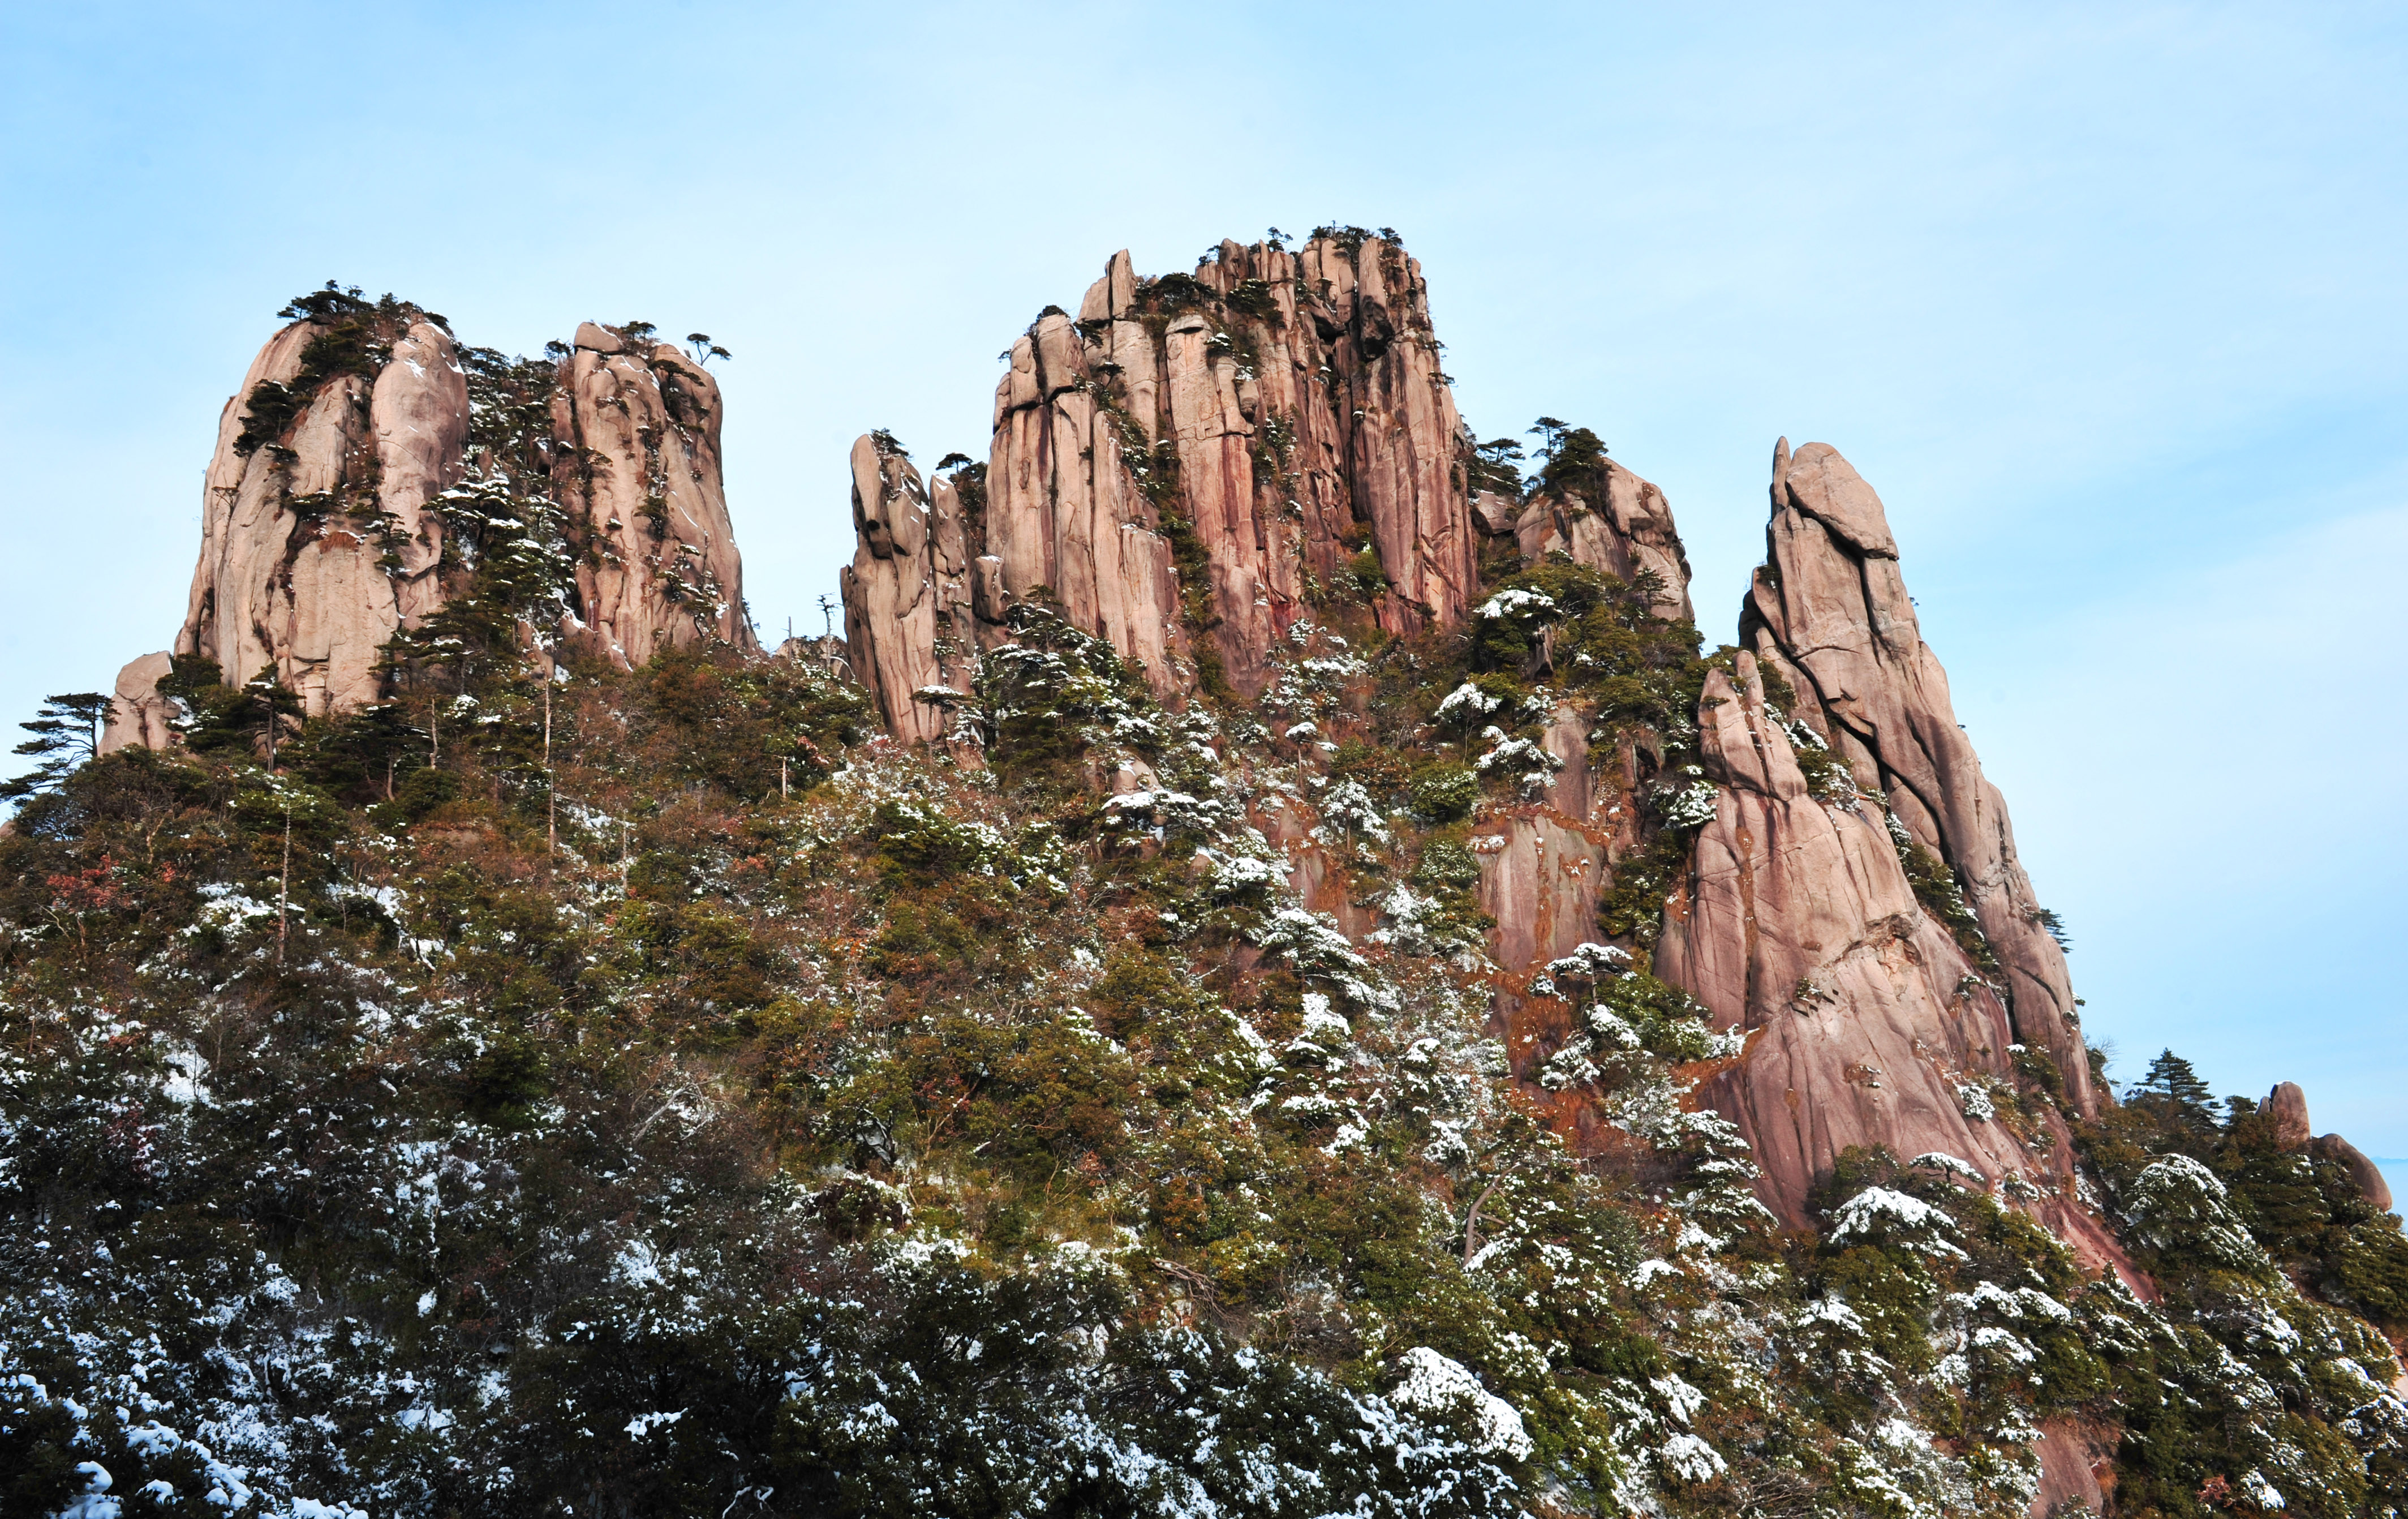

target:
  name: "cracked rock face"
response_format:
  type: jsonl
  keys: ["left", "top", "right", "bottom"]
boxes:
{"left": 1510, "top": 459, "right": 1695, "bottom": 623}
{"left": 1741, "top": 439, "right": 2096, "bottom": 1116}
{"left": 551, "top": 324, "right": 758, "bottom": 668}
{"left": 1658, "top": 654, "right": 2131, "bottom": 1275}
{"left": 839, "top": 435, "right": 977, "bottom": 744}
{"left": 983, "top": 234, "right": 1478, "bottom": 701}
{"left": 171, "top": 315, "right": 468, "bottom": 719}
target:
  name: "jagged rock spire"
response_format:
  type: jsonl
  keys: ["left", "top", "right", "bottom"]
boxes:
{"left": 1656, "top": 653, "right": 2130, "bottom": 1274}
{"left": 977, "top": 233, "right": 1481, "bottom": 702}
{"left": 1740, "top": 440, "right": 2095, "bottom": 1114}
{"left": 551, "top": 323, "right": 759, "bottom": 666}
{"left": 172, "top": 311, "right": 468, "bottom": 716}
{"left": 839, "top": 434, "right": 978, "bottom": 743}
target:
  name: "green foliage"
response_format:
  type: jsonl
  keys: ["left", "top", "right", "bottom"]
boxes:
{"left": 0, "top": 691, "right": 111, "bottom": 801}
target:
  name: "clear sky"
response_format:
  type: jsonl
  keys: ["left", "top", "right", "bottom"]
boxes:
{"left": 3, "top": 3, "right": 2400, "bottom": 1156}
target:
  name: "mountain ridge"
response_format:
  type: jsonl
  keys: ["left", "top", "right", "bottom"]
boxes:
{"left": 13, "top": 236, "right": 2403, "bottom": 1519}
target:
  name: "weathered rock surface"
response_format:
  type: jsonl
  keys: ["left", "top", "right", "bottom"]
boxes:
{"left": 2266, "top": 1081, "right": 2313, "bottom": 1151}
{"left": 550, "top": 328, "right": 758, "bottom": 667}
{"left": 2315, "top": 1133, "right": 2394, "bottom": 1212}
{"left": 172, "top": 316, "right": 468, "bottom": 718}
{"left": 2263, "top": 1082, "right": 2394, "bottom": 1208}
{"left": 1510, "top": 460, "right": 1695, "bottom": 622}
{"left": 981, "top": 235, "right": 1477, "bottom": 702}
{"left": 1657, "top": 654, "right": 2130, "bottom": 1272}
{"left": 839, "top": 436, "right": 977, "bottom": 743}
{"left": 99, "top": 651, "right": 178, "bottom": 754}
{"left": 1742, "top": 440, "right": 2095, "bottom": 1114}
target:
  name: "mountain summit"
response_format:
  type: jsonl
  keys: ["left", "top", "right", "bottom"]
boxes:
{"left": 13, "top": 242, "right": 2405, "bottom": 1519}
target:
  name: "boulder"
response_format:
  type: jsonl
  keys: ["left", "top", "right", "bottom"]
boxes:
{"left": 98, "top": 651, "right": 178, "bottom": 754}
{"left": 2313, "top": 1132, "right": 2394, "bottom": 1212}
{"left": 174, "top": 313, "right": 469, "bottom": 716}
{"left": 549, "top": 333, "right": 759, "bottom": 667}
{"left": 1742, "top": 438, "right": 2095, "bottom": 1115}
{"left": 2265, "top": 1081, "right": 2312, "bottom": 1150}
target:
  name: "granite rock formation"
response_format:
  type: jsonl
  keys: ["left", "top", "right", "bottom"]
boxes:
{"left": 1740, "top": 440, "right": 2096, "bottom": 1115}
{"left": 99, "top": 651, "right": 178, "bottom": 755}
{"left": 552, "top": 322, "right": 759, "bottom": 666}
{"left": 2265, "top": 1082, "right": 2394, "bottom": 1212}
{"left": 1656, "top": 653, "right": 2127, "bottom": 1269}
{"left": 1509, "top": 458, "right": 1694, "bottom": 623}
{"left": 839, "top": 435, "right": 978, "bottom": 742}
{"left": 982, "top": 235, "right": 1478, "bottom": 699}
{"left": 171, "top": 310, "right": 468, "bottom": 718}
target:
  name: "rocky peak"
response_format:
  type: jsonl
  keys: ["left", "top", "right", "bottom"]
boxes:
{"left": 979, "top": 232, "right": 1478, "bottom": 701}
{"left": 838, "top": 433, "right": 978, "bottom": 743}
{"left": 169, "top": 297, "right": 468, "bottom": 720}
{"left": 1740, "top": 439, "right": 2096, "bottom": 1114}
{"left": 2264, "top": 1081, "right": 2393, "bottom": 1212}
{"left": 1658, "top": 650, "right": 2132, "bottom": 1272}
{"left": 550, "top": 322, "right": 759, "bottom": 667}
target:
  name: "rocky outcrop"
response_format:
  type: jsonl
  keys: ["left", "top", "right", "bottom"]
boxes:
{"left": 2264, "top": 1083, "right": 2394, "bottom": 1211}
{"left": 1741, "top": 440, "right": 2095, "bottom": 1114}
{"left": 1657, "top": 653, "right": 2128, "bottom": 1271}
{"left": 173, "top": 312, "right": 469, "bottom": 716}
{"left": 551, "top": 323, "right": 758, "bottom": 667}
{"left": 1510, "top": 460, "right": 1695, "bottom": 622}
{"left": 98, "top": 651, "right": 178, "bottom": 754}
{"left": 980, "top": 234, "right": 1477, "bottom": 702}
{"left": 838, "top": 435, "right": 977, "bottom": 743}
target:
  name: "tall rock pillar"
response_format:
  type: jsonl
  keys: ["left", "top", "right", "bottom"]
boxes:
{"left": 171, "top": 306, "right": 468, "bottom": 718}
{"left": 1739, "top": 440, "right": 2095, "bottom": 1114}
{"left": 551, "top": 323, "right": 759, "bottom": 666}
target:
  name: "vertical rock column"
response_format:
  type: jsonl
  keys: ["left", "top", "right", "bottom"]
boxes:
{"left": 975, "top": 233, "right": 1480, "bottom": 706}
{"left": 987, "top": 303, "right": 1188, "bottom": 696}
{"left": 551, "top": 323, "right": 759, "bottom": 667}
{"left": 839, "top": 435, "right": 978, "bottom": 743}
{"left": 169, "top": 313, "right": 468, "bottom": 720}
{"left": 1740, "top": 440, "right": 2095, "bottom": 1114}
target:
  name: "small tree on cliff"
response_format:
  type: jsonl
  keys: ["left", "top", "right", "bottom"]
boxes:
{"left": 0, "top": 692, "right": 113, "bottom": 801}
{"left": 2130, "top": 1048, "right": 2221, "bottom": 1134}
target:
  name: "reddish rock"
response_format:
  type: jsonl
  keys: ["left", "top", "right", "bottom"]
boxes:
{"left": 99, "top": 651, "right": 178, "bottom": 754}
{"left": 2265, "top": 1081, "right": 2312, "bottom": 1151}
{"left": 175, "top": 315, "right": 468, "bottom": 716}
{"left": 977, "top": 233, "right": 1477, "bottom": 703}
{"left": 2313, "top": 1132, "right": 2394, "bottom": 1212}
{"left": 1657, "top": 654, "right": 2131, "bottom": 1273}
{"left": 1742, "top": 439, "right": 2095, "bottom": 1115}
{"left": 839, "top": 435, "right": 976, "bottom": 744}
{"left": 1511, "top": 458, "right": 1695, "bottom": 622}
{"left": 551, "top": 333, "right": 759, "bottom": 668}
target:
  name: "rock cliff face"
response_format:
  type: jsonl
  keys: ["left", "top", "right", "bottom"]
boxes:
{"left": 981, "top": 234, "right": 1478, "bottom": 698}
{"left": 838, "top": 435, "right": 978, "bottom": 742}
{"left": 551, "top": 323, "right": 759, "bottom": 666}
{"left": 1656, "top": 654, "right": 2126, "bottom": 1269}
{"left": 1740, "top": 440, "right": 2096, "bottom": 1115}
{"left": 172, "top": 310, "right": 468, "bottom": 718}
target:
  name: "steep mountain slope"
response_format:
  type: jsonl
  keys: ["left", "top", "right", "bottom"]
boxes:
{"left": 5, "top": 248, "right": 2405, "bottom": 1519}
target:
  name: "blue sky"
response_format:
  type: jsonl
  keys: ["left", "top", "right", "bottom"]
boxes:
{"left": 3, "top": 2, "right": 2400, "bottom": 1158}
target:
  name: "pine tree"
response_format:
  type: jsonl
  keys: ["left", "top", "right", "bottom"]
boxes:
{"left": 0, "top": 692, "right": 113, "bottom": 801}
{"left": 2131, "top": 1048, "right": 2221, "bottom": 1132}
